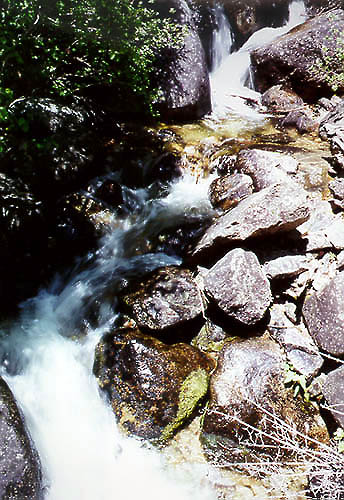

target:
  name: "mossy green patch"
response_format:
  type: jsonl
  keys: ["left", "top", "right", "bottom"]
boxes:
{"left": 161, "top": 368, "right": 209, "bottom": 442}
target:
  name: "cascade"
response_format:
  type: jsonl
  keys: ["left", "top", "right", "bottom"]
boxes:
{"left": 209, "top": 0, "right": 306, "bottom": 120}
{"left": 0, "top": 2, "right": 308, "bottom": 499}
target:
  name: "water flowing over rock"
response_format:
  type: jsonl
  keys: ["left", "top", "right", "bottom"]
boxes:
{"left": 303, "top": 271, "right": 344, "bottom": 356}
{"left": 121, "top": 266, "right": 203, "bottom": 331}
{"left": 94, "top": 327, "right": 214, "bottom": 441}
{"left": 251, "top": 9, "right": 344, "bottom": 101}
{"left": 204, "top": 248, "right": 272, "bottom": 325}
{"left": 201, "top": 337, "right": 328, "bottom": 465}
{"left": 0, "top": 378, "right": 42, "bottom": 499}
{"left": 192, "top": 182, "right": 310, "bottom": 259}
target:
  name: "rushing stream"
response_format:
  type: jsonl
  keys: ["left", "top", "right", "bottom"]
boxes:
{"left": 1, "top": 2, "right": 308, "bottom": 499}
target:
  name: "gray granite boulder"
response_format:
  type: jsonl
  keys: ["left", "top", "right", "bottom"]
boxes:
{"left": 235, "top": 149, "right": 298, "bottom": 191}
{"left": 121, "top": 266, "right": 203, "bottom": 331}
{"left": 251, "top": 10, "right": 344, "bottom": 102}
{"left": 204, "top": 248, "right": 272, "bottom": 325}
{"left": 263, "top": 254, "right": 311, "bottom": 280}
{"left": 192, "top": 182, "right": 310, "bottom": 259}
{"left": 208, "top": 173, "right": 253, "bottom": 211}
{"left": 322, "top": 366, "right": 344, "bottom": 428}
{"left": 0, "top": 378, "right": 42, "bottom": 499}
{"left": 201, "top": 337, "right": 329, "bottom": 465}
{"left": 303, "top": 271, "right": 344, "bottom": 356}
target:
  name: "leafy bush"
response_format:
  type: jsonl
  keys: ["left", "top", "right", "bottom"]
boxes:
{"left": 0, "top": 0, "right": 184, "bottom": 114}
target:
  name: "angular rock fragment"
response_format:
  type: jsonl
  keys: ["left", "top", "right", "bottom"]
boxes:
{"left": 202, "top": 338, "right": 328, "bottom": 465}
{"left": 263, "top": 254, "right": 310, "bottom": 280}
{"left": 94, "top": 327, "right": 214, "bottom": 440}
{"left": 303, "top": 271, "right": 344, "bottom": 356}
{"left": 192, "top": 183, "right": 310, "bottom": 259}
{"left": 121, "top": 266, "right": 202, "bottom": 331}
{"left": 268, "top": 303, "right": 323, "bottom": 379}
{"left": 204, "top": 248, "right": 272, "bottom": 325}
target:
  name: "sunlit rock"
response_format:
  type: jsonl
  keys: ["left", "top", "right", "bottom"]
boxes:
{"left": 0, "top": 378, "right": 42, "bottom": 499}
{"left": 94, "top": 327, "right": 214, "bottom": 441}
{"left": 303, "top": 271, "right": 344, "bottom": 356}
{"left": 251, "top": 9, "right": 344, "bottom": 102}
{"left": 322, "top": 366, "right": 344, "bottom": 428}
{"left": 204, "top": 248, "right": 272, "bottom": 325}
{"left": 235, "top": 149, "right": 298, "bottom": 190}
{"left": 268, "top": 303, "right": 323, "bottom": 379}
{"left": 261, "top": 84, "right": 304, "bottom": 112}
{"left": 192, "top": 182, "right": 310, "bottom": 259}
{"left": 201, "top": 337, "right": 329, "bottom": 465}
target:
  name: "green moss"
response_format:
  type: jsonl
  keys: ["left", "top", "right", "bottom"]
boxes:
{"left": 160, "top": 368, "right": 209, "bottom": 442}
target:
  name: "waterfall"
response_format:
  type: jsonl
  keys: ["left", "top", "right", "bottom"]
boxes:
{"left": 0, "top": 175, "right": 217, "bottom": 500}
{"left": 211, "top": 4, "right": 233, "bottom": 72}
{"left": 209, "top": 0, "right": 307, "bottom": 121}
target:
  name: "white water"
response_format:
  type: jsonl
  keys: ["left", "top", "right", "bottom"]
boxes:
{"left": 0, "top": 176, "right": 217, "bottom": 500}
{"left": 0, "top": 3, "right": 309, "bottom": 499}
{"left": 210, "top": 0, "right": 307, "bottom": 121}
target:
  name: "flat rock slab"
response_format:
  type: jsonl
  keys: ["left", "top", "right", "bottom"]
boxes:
{"left": 263, "top": 254, "right": 311, "bottom": 280}
{"left": 303, "top": 271, "right": 344, "bottom": 356}
{"left": 121, "top": 266, "right": 202, "bottom": 331}
{"left": 322, "top": 366, "right": 344, "bottom": 428}
{"left": 204, "top": 248, "right": 272, "bottom": 325}
{"left": 192, "top": 182, "right": 310, "bottom": 259}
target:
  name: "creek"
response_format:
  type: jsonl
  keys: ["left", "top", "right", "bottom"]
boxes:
{"left": 0, "top": 2, "right": 310, "bottom": 499}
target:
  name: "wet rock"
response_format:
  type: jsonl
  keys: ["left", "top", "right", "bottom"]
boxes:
{"left": 208, "top": 173, "right": 253, "bottom": 210}
{"left": 261, "top": 85, "right": 304, "bottom": 112}
{"left": 94, "top": 327, "right": 214, "bottom": 440}
{"left": 204, "top": 248, "right": 272, "bottom": 326}
{"left": 251, "top": 10, "right": 344, "bottom": 102}
{"left": 0, "top": 377, "right": 42, "bottom": 499}
{"left": 305, "top": 0, "right": 344, "bottom": 16}
{"left": 191, "top": 320, "right": 228, "bottom": 356}
{"left": 303, "top": 271, "right": 344, "bottom": 356}
{"left": 201, "top": 337, "right": 328, "bottom": 465}
{"left": 121, "top": 266, "right": 203, "bottom": 331}
{"left": 192, "top": 182, "right": 310, "bottom": 259}
{"left": 322, "top": 366, "right": 344, "bottom": 428}
{"left": 319, "top": 98, "right": 344, "bottom": 140}
{"left": 151, "top": 0, "right": 211, "bottom": 120}
{"left": 235, "top": 149, "right": 298, "bottom": 190}
{"left": 268, "top": 303, "right": 323, "bottom": 379}
{"left": 94, "top": 179, "right": 123, "bottom": 208}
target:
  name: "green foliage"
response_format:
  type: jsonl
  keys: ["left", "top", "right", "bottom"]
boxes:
{"left": 284, "top": 363, "right": 311, "bottom": 403}
{"left": 0, "top": 0, "right": 184, "bottom": 113}
{"left": 334, "top": 427, "right": 344, "bottom": 453}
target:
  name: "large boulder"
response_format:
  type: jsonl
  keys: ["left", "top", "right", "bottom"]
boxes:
{"left": 303, "top": 271, "right": 344, "bottom": 356}
{"left": 251, "top": 10, "right": 344, "bottom": 102}
{"left": 94, "top": 327, "right": 215, "bottom": 441}
{"left": 149, "top": 0, "right": 211, "bottom": 120}
{"left": 208, "top": 173, "right": 253, "bottom": 210}
{"left": 121, "top": 266, "right": 203, "bottom": 332}
{"left": 192, "top": 182, "right": 310, "bottom": 260}
{"left": 0, "top": 378, "right": 42, "bottom": 499}
{"left": 204, "top": 248, "right": 272, "bottom": 325}
{"left": 201, "top": 337, "right": 328, "bottom": 465}
{"left": 322, "top": 366, "right": 344, "bottom": 428}
{"left": 305, "top": 0, "right": 344, "bottom": 16}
